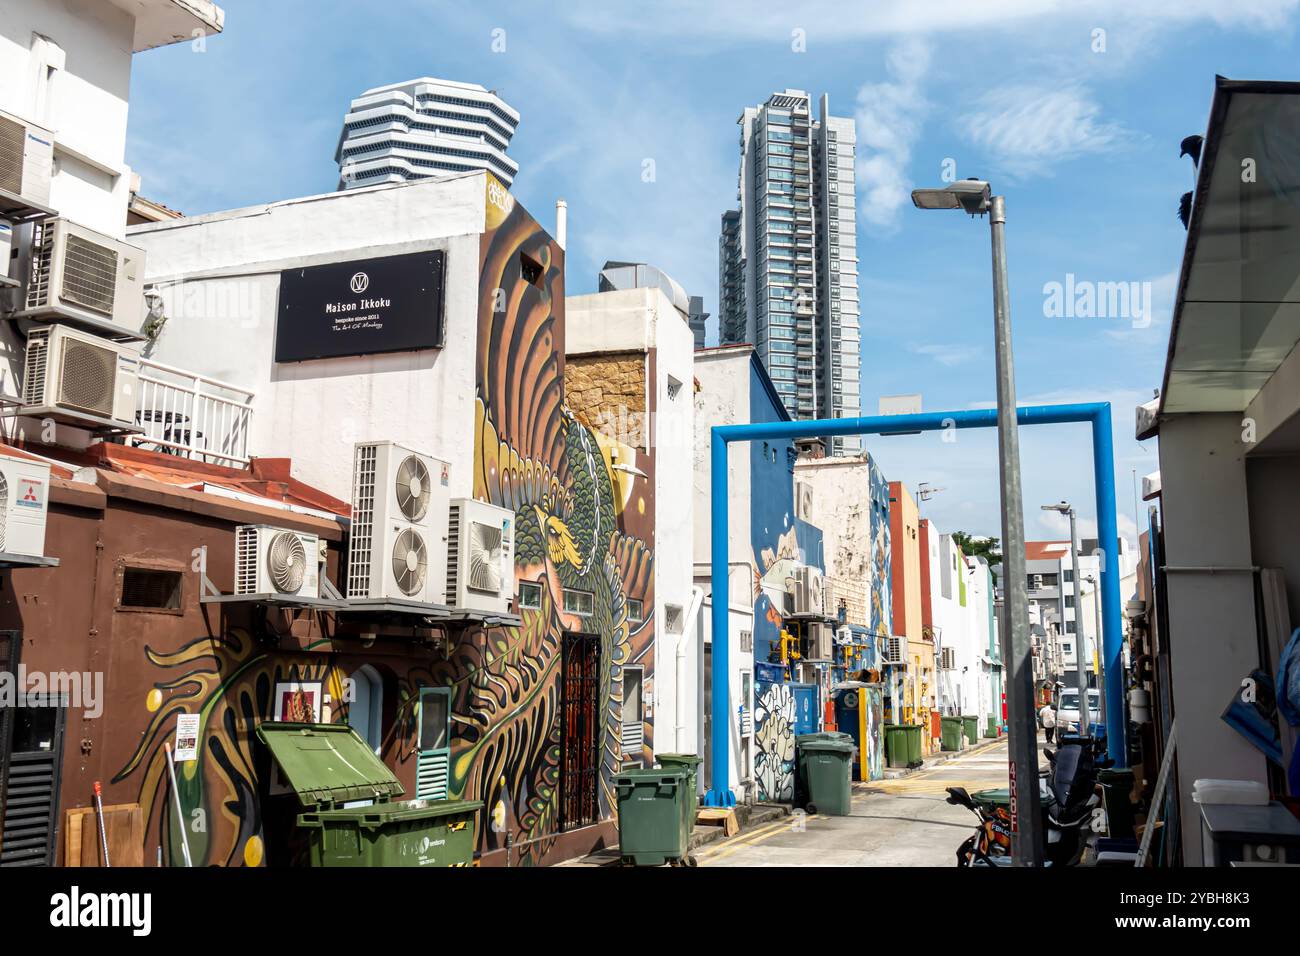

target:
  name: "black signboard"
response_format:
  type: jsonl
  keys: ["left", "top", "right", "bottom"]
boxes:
{"left": 274, "top": 250, "right": 445, "bottom": 362}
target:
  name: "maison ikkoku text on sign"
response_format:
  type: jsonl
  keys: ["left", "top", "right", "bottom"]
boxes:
{"left": 274, "top": 250, "right": 446, "bottom": 362}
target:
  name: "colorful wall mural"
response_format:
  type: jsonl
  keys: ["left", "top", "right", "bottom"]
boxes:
{"left": 107, "top": 179, "right": 655, "bottom": 866}
{"left": 743, "top": 357, "right": 827, "bottom": 804}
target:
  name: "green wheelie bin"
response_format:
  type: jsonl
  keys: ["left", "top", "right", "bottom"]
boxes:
{"left": 940, "top": 715, "right": 964, "bottom": 751}
{"left": 884, "top": 723, "right": 909, "bottom": 768}
{"left": 903, "top": 724, "right": 924, "bottom": 767}
{"left": 257, "top": 722, "right": 482, "bottom": 867}
{"left": 655, "top": 753, "right": 702, "bottom": 828}
{"left": 962, "top": 715, "right": 979, "bottom": 746}
{"left": 796, "top": 734, "right": 854, "bottom": 816}
{"left": 616, "top": 767, "right": 693, "bottom": 866}
{"left": 985, "top": 716, "right": 1000, "bottom": 738}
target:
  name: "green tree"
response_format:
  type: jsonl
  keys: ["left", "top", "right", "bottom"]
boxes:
{"left": 952, "top": 532, "right": 1002, "bottom": 568}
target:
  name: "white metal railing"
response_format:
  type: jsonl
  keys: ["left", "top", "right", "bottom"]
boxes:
{"left": 126, "top": 357, "right": 254, "bottom": 467}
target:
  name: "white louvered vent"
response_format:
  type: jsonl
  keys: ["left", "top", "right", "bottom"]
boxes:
{"left": 621, "top": 721, "right": 644, "bottom": 755}
{"left": 739, "top": 706, "right": 754, "bottom": 737}
{"left": 234, "top": 525, "right": 258, "bottom": 594}
{"left": 22, "top": 329, "right": 49, "bottom": 406}
{"left": 346, "top": 444, "right": 377, "bottom": 598}
{"left": 24, "top": 222, "right": 55, "bottom": 310}
{"left": 445, "top": 501, "right": 461, "bottom": 604}
{"left": 886, "top": 635, "right": 906, "bottom": 664}
{"left": 416, "top": 750, "right": 449, "bottom": 800}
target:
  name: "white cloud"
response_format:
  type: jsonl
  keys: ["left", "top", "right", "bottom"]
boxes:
{"left": 962, "top": 84, "right": 1130, "bottom": 178}
{"left": 908, "top": 342, "right": 981, "bottom": 366}
{"left": 855, "top": 37, "right": 931, "bottom": 229}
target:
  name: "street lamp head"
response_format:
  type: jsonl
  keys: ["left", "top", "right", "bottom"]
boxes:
{"left": 911, "top": 179, "right": 992, "bottom": 216}
{"left": 1040, "top": 501, "right": 1072, "bottom": 514}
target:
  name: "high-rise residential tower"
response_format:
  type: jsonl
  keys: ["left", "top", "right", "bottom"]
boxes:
{"left": 718, "top": 90, "right": 861, "bottom": 453}
{"left": 335, "top": 77, "right": 519, "bottom": 190}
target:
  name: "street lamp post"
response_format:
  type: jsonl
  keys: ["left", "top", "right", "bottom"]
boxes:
{"left": 911, "top": 179, "right": 1043, "bottom": 866}
{"left": 1042, "top": 501, "right": 1089, "bottom": 734}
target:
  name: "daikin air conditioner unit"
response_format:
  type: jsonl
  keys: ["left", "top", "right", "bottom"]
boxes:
{"left": 235, "top": 525, "right": 321, "bottom": 598}
{"left": 347, "top": 441, "right": 449, "bottom": 603}
{"left": 0, "top": 452, "right": 50, "bottom": 557}
{"left": 19, "top": 218, "right": 146, "bottom": 331}
{"left": 791, "top": 565, "right": 824, "bottom": 616}
{"left": 0, "top": 108, "right": 54, "bottom": 209}
{"left": 446, "top": 497, "right": 514, "bottom": 614}
{"left": 794, "top": 480, "right": 814, "bottom": 521}
{"left": 884, "top": 636, "right": 906, "bottom": 665}
{"left": 20, "top": 324, "right": 139, "bottom": 427}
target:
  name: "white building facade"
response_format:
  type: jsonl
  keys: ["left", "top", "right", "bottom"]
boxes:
{"left": 336, "top": 78, "right": 519, "bottom": 191}
{"left": 565, "top": 285, "right": 697, "bottom": 764}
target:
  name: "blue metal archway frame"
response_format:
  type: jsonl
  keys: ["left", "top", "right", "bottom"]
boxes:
{"left": 705, "top": 402, "right": 1124, "bottom": 806}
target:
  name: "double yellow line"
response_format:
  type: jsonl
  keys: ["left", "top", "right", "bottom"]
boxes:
{"left": 697, "top": 812, "right": 824, "bottom": 865}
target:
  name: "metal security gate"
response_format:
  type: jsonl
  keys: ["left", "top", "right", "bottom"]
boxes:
{"left": 560, "top": 632, "right": 600, "bottom": 830}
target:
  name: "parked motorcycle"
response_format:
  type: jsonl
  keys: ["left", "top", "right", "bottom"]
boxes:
{"left": 946, "top": 735, "right": 1112, "bottom": 867}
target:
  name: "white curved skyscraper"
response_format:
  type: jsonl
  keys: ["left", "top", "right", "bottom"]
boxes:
{"left": 335, "top": 77, "right": 519, "bottom": 190}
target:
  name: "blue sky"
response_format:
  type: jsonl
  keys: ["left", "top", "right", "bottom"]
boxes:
{"left": 124, "top": 0, "right": 1300, "bottom": 548}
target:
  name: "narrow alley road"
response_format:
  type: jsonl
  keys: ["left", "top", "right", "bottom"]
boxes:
{"left": 698, "top": 739, "right": 1036, "bottom": 867}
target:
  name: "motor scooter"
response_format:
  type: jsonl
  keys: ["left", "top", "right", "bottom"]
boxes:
{"left": 946, "top": 735, "right": 1111, "bottom": 867}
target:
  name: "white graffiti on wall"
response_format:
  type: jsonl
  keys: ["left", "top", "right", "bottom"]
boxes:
{"left": 755, "top": 682, "right": 797, "bottom": 802}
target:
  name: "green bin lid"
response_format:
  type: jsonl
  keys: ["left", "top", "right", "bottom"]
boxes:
{"left": 797, "top": 738, "right": 854, "bottom": 753}
{"left": 256, "top": 722, "right": 404, "bottom": 808}
{"left": 655, "top": 753, "right": 702, "bottom": 766}
{"left": 616, "top": 767, "right": 687, "bottom": 786}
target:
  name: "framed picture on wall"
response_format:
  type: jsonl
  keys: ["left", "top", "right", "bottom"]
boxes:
{"left": 273, "top": 681, "right": 322, "bottom": 723}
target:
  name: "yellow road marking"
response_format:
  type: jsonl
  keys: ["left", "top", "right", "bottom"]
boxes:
{"left": 697, "top": 814, "right": 813, "bottom": 863}
{"left": 695, "top": 817, "right": 788, "bottom": 858}
{"left": 702, "top": 815, "right": 813, "bottom": 865}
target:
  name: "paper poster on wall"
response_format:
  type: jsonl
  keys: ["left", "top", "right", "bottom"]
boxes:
{"left": 174, "top": 713, "right": 200, "bottom": 762}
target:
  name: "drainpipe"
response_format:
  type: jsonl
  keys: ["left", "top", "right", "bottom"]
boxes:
{"left": 555, "top": 199, "right": 567, "bottom": 250}
{"left": 676, "top": 586, "right": 705, "bottom": 753}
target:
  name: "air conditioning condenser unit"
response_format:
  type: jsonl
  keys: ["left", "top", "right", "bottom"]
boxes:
{"left": 446, "top": 497, "right": 514, "bottom": 614}
{"left": 20, "top": 323, "right": 139, "bottom": 428}
{"left": 235, "top": 525, "right": 321, "bottom": 598}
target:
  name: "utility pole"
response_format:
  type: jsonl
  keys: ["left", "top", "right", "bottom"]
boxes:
{"left": 987, "top": 195, "right": 1043, "bottom": 867}
{"left": 911, "top": 179, "right": 1043, "bottom": 865}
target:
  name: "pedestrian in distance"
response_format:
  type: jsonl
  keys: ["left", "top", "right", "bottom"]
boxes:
{"left": 1039, "top": 702, "right": 1056, "bottom": 743}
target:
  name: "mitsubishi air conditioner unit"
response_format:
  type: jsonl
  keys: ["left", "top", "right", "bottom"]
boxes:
{"left": 235, "top": 525, "right": 321, "bottom": 598}
{"left": 19, "top": 218, "right": 146, "bottom": 332}
{"left": 791, "top": 564, "right": 824, "bottom": 616}
{"left": 446, "top": 497, "right": 514, "bottom": 614}
{"left": 0, "top": 452, "right": 50, "bottom": 557}
{"left": 20, "top": 324, "right": 139, "bottom": 428}
{"left": 0, "top": 108, "right": 54, "bottom": 211}
{"left": 347, "top": 441, "right": 450, "bottom": 604}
